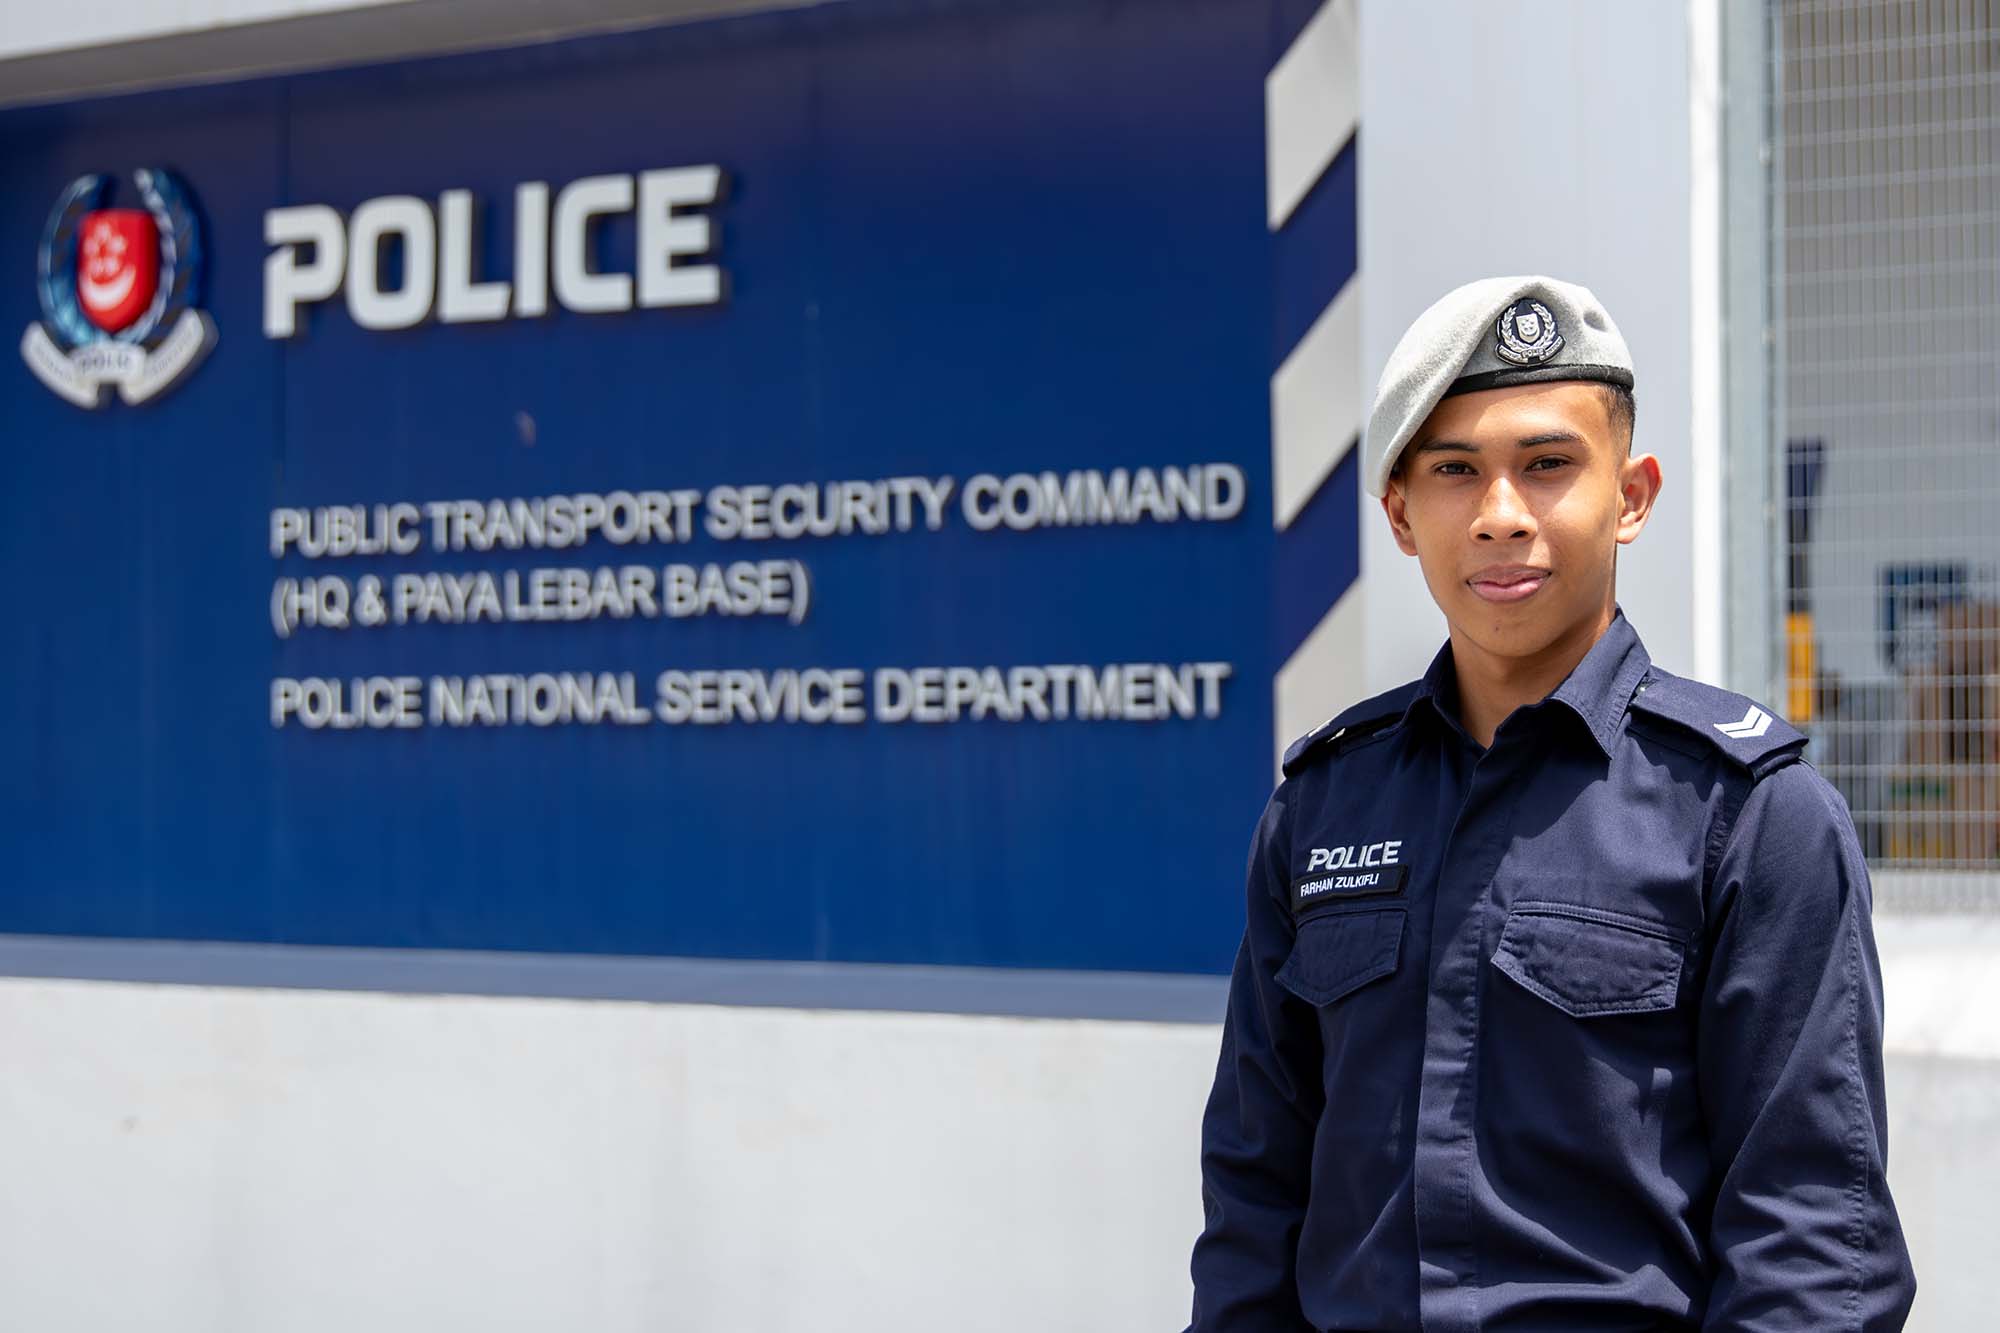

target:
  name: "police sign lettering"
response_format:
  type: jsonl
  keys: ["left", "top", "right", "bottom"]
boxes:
{"left": 262, "top": 165, "right": 725, "bottom": 337}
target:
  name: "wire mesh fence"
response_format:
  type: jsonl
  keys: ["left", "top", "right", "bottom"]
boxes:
{"left": 1778, "top": 0, "right": 2000, "bottom": 910}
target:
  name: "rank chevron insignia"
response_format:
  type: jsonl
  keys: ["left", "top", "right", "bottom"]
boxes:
{"left": 1714, "top": 705, "right": 1773, "bottom": 740}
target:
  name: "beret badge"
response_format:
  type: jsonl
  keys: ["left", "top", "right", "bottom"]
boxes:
{"left": 1494, "top": 298, "right": 1563, "bottom": 366}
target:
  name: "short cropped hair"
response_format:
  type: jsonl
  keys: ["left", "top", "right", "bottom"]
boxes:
{"left": 1600, "top": 383, "right": 1636, "bottom": 452}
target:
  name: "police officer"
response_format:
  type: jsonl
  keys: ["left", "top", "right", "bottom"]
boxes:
{"left": 1188, "top": 276, "right": 1915, "bottom": 1330}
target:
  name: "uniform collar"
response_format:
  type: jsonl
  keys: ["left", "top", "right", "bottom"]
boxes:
{"left": 1413, "top": 609, "right": 1653, "bottom": 758}
{"left": 1546, "top": 610, "right": 1653, "bottom": 756}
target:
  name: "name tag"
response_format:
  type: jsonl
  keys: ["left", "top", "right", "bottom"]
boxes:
{"left": 1290, "top": 864, "right": 1409, "bottom": 917}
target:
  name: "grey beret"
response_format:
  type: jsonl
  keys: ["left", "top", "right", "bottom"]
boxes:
{"left": 1363, "top": 275, "right": 1633, "bottom": 498}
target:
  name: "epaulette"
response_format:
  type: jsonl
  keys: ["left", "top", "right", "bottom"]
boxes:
{"left": 1280, "top": 680, "right": 1423, "bottom": 778}
{"left": 1627, "top": 669, "right": 1807, "bottom": 777}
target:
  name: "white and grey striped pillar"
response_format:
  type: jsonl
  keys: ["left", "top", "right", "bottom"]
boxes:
{"left": 1266, "top": 0, "right": 1364, "bottom": 776}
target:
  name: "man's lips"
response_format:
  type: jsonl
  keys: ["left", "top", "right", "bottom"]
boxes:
{"left": 1467, "top": 566, "right": 1551, "bottom": 604}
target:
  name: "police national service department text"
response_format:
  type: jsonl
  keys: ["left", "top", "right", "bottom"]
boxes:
{"left": 270, "top": 662, "right": 1232, "bottom": 732}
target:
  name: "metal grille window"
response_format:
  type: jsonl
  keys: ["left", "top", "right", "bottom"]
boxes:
{"left": 1779, "top": 0, "right": 2000, "bottom": 901}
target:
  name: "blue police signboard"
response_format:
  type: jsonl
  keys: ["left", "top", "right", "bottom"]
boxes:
{"left": 0, "top": 0, "right": 1353, "bottom": 975}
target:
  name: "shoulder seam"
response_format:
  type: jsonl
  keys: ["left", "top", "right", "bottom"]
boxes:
{"left": 1280, "top": 681, "right": 1422, "bottom": 777}
{"left": 1626, "top": 712, "right": 1712, "bottom": 765}
{"left": 1281, "top": 713, "right": 1406, "bottom": 778}
{"left": 1628, "top": 672, "right": 1806, "bottom": 773}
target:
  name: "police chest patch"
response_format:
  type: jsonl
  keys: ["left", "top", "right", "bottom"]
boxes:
{"left": 1290, "top": 864, "right": 1409, "bottom": 917}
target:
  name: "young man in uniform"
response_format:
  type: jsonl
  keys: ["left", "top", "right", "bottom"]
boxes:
{"left": 1188, "top": 276, "right": 1915, "bottom": 1330}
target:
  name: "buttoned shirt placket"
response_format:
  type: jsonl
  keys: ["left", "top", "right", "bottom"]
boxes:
{"left": 1413, "top": 705, "right": 1534, "bottom": 1332}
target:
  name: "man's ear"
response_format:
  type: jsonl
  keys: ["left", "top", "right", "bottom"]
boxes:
{"left": 1382, "top": 478, "right": 1419, "bottom": 557}
{"left": 1615, "top": 452, "right": 1664, "bottom": 545}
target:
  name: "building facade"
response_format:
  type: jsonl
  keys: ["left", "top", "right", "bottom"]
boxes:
{"left": 1, "top": 1, "right": 1992, "bottom": 1327}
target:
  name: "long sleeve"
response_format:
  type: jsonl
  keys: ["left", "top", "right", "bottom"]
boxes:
{"left": 1188, "top": 792, "right": 1323, "bottom": 1331}
{"left": 1697, "top": 761, "right": 1917, "bottom": 1330}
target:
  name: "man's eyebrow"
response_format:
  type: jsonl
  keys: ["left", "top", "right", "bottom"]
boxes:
{"left": 1409, "top": 430, "right": 1585, "bottom": 455}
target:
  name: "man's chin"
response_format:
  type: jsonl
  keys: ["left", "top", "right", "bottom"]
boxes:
{"left": 1453, "top": 595, "right": 1613, "bottom": 663}
{"left": 1450, "top": 603, "right": 1566, "bottom": 660}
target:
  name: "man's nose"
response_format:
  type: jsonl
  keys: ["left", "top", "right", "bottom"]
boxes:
{"left": 1471, "top": 475, "right": 1534, "bottom": 542}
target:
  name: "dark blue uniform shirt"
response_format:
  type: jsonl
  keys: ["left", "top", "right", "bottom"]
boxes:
{"left": 1190, "top": 614, "right": 1915, "bottom": 1331}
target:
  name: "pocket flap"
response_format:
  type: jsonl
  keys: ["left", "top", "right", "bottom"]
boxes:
{"left": 1491, "top": 901, "right": 1690, "bottom": 1018}
{"left": 1276, "top": 907, "right": 1405, "bottom": 1007}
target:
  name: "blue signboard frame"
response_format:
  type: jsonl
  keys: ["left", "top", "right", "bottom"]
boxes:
{"left": 0, "top": 0, "right": 1353, "bottom": 978}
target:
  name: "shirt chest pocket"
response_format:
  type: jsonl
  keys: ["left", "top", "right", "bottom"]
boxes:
{"left": 1490, "top": 900, "right": 1692, "bottom": 1018}
{"left": 1275, "top": 907, "right": 1406, "bottom": 1007}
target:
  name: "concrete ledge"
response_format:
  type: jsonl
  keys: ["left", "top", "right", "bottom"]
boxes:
{"left": 0, "top": 932, "right": 1229, "bottom": 1024}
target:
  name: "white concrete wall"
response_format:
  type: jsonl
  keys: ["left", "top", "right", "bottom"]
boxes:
{"left": 1358, "top": 0, "right": 1721, "bottom": 691}
{"left": 1, "top": 913, "right": 1992, "bottom": 1333}
{"left": 0, "top": 976, "right": 1216, "bottom": 1332}
{"left": 1877, "top": 913, "right": 2000, "bottom": 1331}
